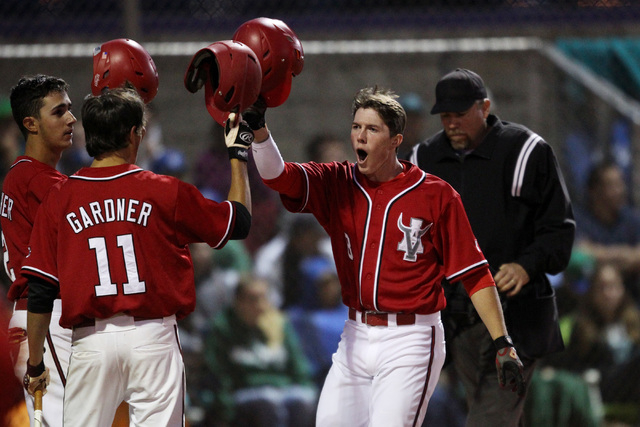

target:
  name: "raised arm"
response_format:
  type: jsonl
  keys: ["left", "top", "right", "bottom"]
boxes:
{"left": 224, "top": 113, "right": 253, "bottom": 215}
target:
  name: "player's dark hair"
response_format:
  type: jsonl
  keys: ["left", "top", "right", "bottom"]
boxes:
{"left": 10, "top": 74, "right": 70, "bottom": 139}
{"left": 352, "top": 86, "right": 406, "bottom": 137}
{"left": 82, "top": 87, "right": 146, "bottom": 158}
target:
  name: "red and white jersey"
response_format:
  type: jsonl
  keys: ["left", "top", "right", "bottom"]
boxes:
{"left": 266, "top": 160, "right": 489, "bottom": 314}
{"left": 2, "top": 156, "right": 67, "bottom": 301}
{"left": 22, "top": 164, "right": 237, "bottom": 328}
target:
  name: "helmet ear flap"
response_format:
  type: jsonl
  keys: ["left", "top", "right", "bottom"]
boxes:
{"left": 184, "top": 40, "right": 262, "bottom": 126}
{"left": 184, "top": 50, "right": 214, "bottom": 93}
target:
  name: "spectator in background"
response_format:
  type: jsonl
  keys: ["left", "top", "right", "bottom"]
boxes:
{"left": 135, "top": 102, "right": 165, "bottom": 170}
{"left": 181, "top": 240, "right": 252, "bottom": 427}
{"left": 193, "top": 121, "right": 280, "bottom": 256}
{"left": 550, "top": 262, "right": 640, "bottom": 373}
{"left": 255, "top": 130, "right": 349, "bottom": 307}
{"left": 571, "top": 160, "right": 640, "bottom": 304}
{"left": 286, "top": 255, "right": 348, "bottom": 386}
{"left": 305, "top": 132, "right": 350, "bottom": 163}
{"left": 254, "top": 214, "right": 332, "bottom": 308}
{"left": 545, "top": 262, "right": 640, "bottom": 425}
{"left": 204, "top": 275, "right": 317, "bottom": 427}
{"left": 57, "top": 120, "right": 92, "bottom": 175}
{"left": 149, "top": 147, "right": 188, "bottom": 179}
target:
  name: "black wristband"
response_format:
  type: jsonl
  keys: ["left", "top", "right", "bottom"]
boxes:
{"left": 494, "top": 335, "right": 514, "bottom": 350}
{"left": 26, "top": 358, "right": 45, "bottom": 377}
{"left": 243, "top": 97, "right": 267, "bottom": 131}
{"left": 228, "top": 147, "right": 249, "bottom": 162}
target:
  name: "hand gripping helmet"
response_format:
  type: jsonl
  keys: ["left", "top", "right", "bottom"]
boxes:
{"left": 232, "top": 17, "right": 304, "bottom": 108}
{"left": 184, "top": 40, "right": 262, "bottom": 125}
{"left": 92, "top": 38, "right": 159, "bottom": 104}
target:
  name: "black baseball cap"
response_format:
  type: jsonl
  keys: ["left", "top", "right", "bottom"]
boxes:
{"left": 430, "top": 68, "right": 487, "bottom": 115}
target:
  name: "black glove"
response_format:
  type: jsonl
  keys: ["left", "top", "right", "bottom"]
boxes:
{"left": 494, "top": 335, "right": 526, "bottom": 396}
{"left": 242, "top": 96, "right": 267, "bottom": 131}
{"left": 224, "top": 113, "right": 254, "bottom": 162}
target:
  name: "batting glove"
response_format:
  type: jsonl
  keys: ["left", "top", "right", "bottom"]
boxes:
{"left": 224, "top": 112, "right": 255, "bottom": 162}
{"left": 494, "top": 335, "right": 526, "bottom": 396}
{"left": 23, "top": 359, "right": 50, "bottom": 396}
{"left": 242, "top": 96, "right": 267, "bottom": 131}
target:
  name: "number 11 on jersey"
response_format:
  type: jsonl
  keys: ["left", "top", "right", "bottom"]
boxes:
{"left": 89, "top": 233, "right": 146, "bottom": 297}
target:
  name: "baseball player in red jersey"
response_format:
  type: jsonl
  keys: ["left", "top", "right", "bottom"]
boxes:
{"left": 244, "top": 86, "right": 525, "bottom": 426}
{"left": 22, "top": 88, "right": 253, "bottom": 425}
{"left": 3, "top": 75, "right": 75, "bottom": 427}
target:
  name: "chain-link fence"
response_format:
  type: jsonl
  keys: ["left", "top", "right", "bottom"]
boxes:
{"left": 1, "top": 0, "right": 639, "bottom": 42}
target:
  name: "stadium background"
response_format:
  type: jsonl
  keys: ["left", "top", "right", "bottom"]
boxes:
{"left": 1, "top": 1, "right": 640, "bottom": 425}
{"left": 1, "top": 1, "right": 640, "bottom": 203}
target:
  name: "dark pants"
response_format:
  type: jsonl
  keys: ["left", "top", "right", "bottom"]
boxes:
{"left": 231, "top": 385, "right": 317, "bottom": 427}
{"left": 451, "top": 322, "right": 537, "bottom": 427}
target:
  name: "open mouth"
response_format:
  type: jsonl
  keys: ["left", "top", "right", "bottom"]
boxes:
{"left": 357, "top": 149, "right": 368, "bottom": 162}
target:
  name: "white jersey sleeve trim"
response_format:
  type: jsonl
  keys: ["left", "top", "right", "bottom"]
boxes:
{"left": 21, "top": 266, "right": 59, "bottom": 284}
{"left": 445, "top": 259, "right": 488, "bottom": 282}
{"left": 251, "top": 134, "right": 285, "bottom": 180}
{"left": 212, "top": 200, "right": 234, "bottom": 249}
{"left": 10, "top": 158, "right": 33, "bottom": 169}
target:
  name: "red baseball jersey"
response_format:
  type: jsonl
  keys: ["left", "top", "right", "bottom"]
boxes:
{"left": 2, "top": 156, "right": 67, "bottom": 302}
{"left": 22, "top": 164, "right": 237, "bottom": 328}
{"left": 265, "top": 160, "right": 490, "bottom": 314}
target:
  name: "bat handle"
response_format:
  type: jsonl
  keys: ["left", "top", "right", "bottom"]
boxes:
{"left": 34, "top": 388, "right": 43, "bottom": 427}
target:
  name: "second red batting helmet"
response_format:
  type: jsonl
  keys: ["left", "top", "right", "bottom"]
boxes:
{"left": 92, "top": 38, "right": 159, "bottom": 104}
{"left": 184, "top": 40, "right": 262, "bottom": 125}
{"left": 233, "top": 17, "right": 304, "bottom": 108}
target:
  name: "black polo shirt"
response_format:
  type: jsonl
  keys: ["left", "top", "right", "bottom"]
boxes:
{"left": 409, "top": 114, "right": 575, "bottom": 295}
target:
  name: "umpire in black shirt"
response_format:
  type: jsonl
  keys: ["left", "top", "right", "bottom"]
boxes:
{"left": 408, "top": 68, "right": 575, "bottom": 427}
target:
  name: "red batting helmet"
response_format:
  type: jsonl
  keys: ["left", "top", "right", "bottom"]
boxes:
{"left": 184, "top": 40, "right": 262, "bottom": 125}
{"left": 92, "top": 38, "right": 159, "bottom": 104}
{"left": 232, "top": 17, "right": 304, "bottom": 108}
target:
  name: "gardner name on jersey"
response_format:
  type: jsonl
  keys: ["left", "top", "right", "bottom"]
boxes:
{"left": 1, "top": 192, "right": 14, "bottom": 221}
{"left": 66, "top": 198, "right": 152, "bottom": 234}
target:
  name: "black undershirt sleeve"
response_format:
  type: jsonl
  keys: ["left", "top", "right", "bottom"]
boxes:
{"left": 230, "top": 201, "right": 251, "bottom": 240}
{"left": 27, "top": 277, "right": 58, "bottom": 313}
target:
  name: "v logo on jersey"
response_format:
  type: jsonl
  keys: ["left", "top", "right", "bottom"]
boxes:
{"left": 397, "top": 213, "right": 431, "bottom": 262}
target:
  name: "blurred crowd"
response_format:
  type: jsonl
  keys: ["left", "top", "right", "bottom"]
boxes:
{"left": 1, "top": 91, "right": 639, "bottom": 427}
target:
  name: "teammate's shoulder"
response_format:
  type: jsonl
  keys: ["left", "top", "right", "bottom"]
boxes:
{"left": 422, "top": 171, "right": 454, "bottom": 189}
{"left": 413, "top": 166, "right": 454, "bottom": 190}
{"left": 6, "top": 156, "right": 64, "bottom": 189}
